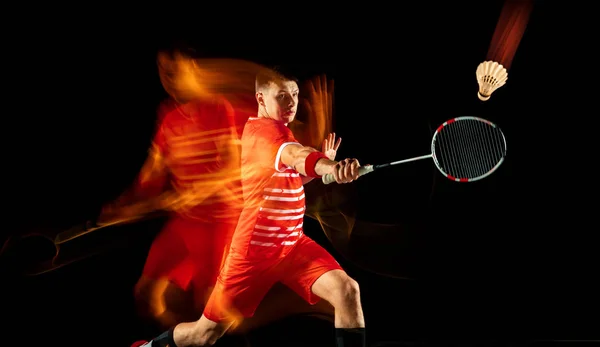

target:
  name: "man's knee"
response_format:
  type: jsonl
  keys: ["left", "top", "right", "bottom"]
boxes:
{"left": 336, "top": 275, "right": 361, "bottom": 305}
{"left": 312, "top": 270, "right": 361, "bottom": 308}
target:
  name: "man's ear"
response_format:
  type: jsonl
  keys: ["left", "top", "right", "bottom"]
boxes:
{"left": 256, "top": 92, "right": 264, "bottom": 106}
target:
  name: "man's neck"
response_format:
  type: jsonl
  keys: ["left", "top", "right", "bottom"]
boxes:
{"left": 256, "top": 112, "right": 288, "bottom": 126}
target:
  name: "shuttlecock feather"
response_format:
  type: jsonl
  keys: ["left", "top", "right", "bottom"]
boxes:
{"left": 476, "top": 61, "right": 508, "bottom": 101}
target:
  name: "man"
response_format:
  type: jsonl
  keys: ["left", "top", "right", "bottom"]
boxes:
{"left": 102, "top": 50, "right": 343, "bottom": 336}
{"left": 136, "top": 68, "right": 366, "bottom": 347}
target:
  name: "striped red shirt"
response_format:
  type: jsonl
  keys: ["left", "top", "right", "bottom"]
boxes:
{"left": 230, "top": 117, "right": 306, "bottom": 259}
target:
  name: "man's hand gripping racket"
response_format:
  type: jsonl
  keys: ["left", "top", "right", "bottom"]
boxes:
{"left": 323, "top": 116, "right": 507, "bottom": 184}
{"left": 325, "top": 157, "right": 362, "bottom": 184}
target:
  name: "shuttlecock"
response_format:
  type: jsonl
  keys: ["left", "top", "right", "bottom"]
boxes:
{"left": 476, "top": 61, "right": 508, "bottom": 101}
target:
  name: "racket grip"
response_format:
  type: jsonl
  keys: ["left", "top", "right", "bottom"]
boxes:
{"left": 322, "top": 165, "right": 374, "bottom": 185}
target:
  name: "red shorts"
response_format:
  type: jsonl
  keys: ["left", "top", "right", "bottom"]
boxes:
{"left": 203, "top": 235, "right": 342, "bottom": 323}
{"left": 141, "top": 217, "right": 237, "bottom": 299}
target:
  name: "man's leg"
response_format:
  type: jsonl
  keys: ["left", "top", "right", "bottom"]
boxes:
{"left": 174, "top": 314, "right": 234, "bottom": 346}
{"left": 135, "top": 279, "right": 237, "bottom": 347}
{"left": 281, "top": 236, "right": 366, "bottom": 347}
{"left": 311, "top": 269, "right": 364, "bottom": 328}
{"left": 136, "top": 315, "right": 233, "bottom": 347}
{"left": 311, "top": 269, "right": 366, "bottom": 347}
{"left": 141, "top": 253, "right": 278, "bottom": 346}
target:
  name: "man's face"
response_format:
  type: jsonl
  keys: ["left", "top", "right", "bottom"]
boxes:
{"left": 259, "top": 79, "right": 299, "bottom": 124}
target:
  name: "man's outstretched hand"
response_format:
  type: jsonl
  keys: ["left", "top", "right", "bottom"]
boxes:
{"left": 322, "top": 132, "right": 342, "bottom": 160}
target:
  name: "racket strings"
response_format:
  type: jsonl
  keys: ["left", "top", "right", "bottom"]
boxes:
{"left": 435, "top": 119, "right": 505, "bottom": 179}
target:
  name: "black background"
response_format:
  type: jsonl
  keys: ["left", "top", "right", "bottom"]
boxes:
{"left": 2, "top": 1, "right": 596, "bottom": 346}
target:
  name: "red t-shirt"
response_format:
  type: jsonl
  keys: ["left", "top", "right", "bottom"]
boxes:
{"left": 230, "top": 117, "right": 306, "bottom": 259}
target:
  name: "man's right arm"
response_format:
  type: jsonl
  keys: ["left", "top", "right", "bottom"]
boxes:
{"left": 280, "top": 144, "right": 337, "bottom": 177}
{"left": 279, "top": 144, "right": 360, "bottom": 184}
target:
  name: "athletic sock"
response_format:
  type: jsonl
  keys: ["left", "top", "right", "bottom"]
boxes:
{"left": 335, "top": 327, "right": 366, "bottom": 347}
{"left": 146, "top": 327, "right": 177, "bottom": 347}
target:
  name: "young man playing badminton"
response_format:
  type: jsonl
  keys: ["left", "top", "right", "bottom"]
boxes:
{"left": 99, "top": 49, "right": 346, "bottom": 340}
{"left": 134, "top": 68, "right": 367, "bottom": 347}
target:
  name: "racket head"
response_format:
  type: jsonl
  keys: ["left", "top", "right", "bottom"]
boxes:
{"left": 431, "top": 116, "right": 506, "bottom": 182}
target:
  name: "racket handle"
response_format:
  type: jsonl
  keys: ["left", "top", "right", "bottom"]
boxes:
{"left": 322, "top": 165, "right": 374, "bottom": 185}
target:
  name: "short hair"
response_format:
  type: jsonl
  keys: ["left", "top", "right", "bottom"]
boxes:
{"left": 255, "top": 65, "right": 299, "bottom": 92}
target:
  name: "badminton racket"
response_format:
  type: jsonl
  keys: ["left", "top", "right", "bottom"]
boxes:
{"left": 322, "top": 116, "right": 506, "bottom": 184}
